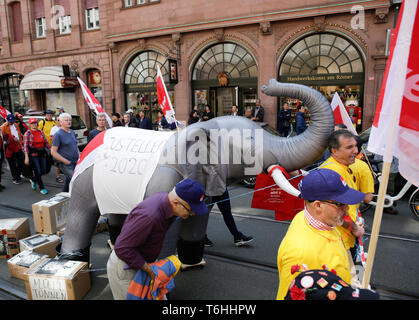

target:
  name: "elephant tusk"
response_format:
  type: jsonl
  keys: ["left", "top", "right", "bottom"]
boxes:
{"left": 268, "top": 165, "right": 301, "bottom": 198}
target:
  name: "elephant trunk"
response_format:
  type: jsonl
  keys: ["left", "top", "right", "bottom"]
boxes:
{"left": 262, "top": 80, "right": 334, "bottom": 172}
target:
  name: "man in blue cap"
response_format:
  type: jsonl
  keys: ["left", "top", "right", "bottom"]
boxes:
{"left": 107, "top": 179, "right": 208, "bottom": 300}
{"left": 276, "top": 168, "right": 366, "bottom": 300}
{"left": 1, "top": 114, "right": 24, "bottom": 184}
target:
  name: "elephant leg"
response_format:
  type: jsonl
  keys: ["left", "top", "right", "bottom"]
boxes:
{"left": 177, "top": 200, "right": 213, "bottom": 265}
{"left": 106, "top": 214, "right": 128, "bottom": 245}
{"left": 60, "top": 166, "right": 100, "bottom": 263}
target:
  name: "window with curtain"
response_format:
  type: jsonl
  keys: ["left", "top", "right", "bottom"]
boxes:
{"left": 85, "top": 0, "right": 99, "bottom": 30}
{"left": 32, "top": 0, "right": 46, "bottom": 38}
{"left": 55, "top": 0, "right": 71, "bottom": 34}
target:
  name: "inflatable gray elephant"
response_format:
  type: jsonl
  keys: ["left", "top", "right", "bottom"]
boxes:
{"left": 59, "top": 80, "right": 334, "bottom": 264}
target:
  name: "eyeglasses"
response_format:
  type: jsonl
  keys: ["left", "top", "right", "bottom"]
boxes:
{"left": 322, "top": 200, "right": 347, "bottom": 208}
{"left": 178, "top": 201, "right": 194, "bottom": 216}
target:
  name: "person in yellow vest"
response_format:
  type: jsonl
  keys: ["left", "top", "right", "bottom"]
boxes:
{"left": 319, "top": 130, "right": 373, "bottom": 286}
{"left": 276, "top": 168, "right": 366, "bottom": 300}
{"left": 38, "top": 110, "right": 56, "bottom": 146}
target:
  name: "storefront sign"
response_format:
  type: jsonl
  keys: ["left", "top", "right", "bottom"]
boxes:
{"left": 60, "top": 78, "right": 79, "bottom": 88}
{"left": 279, "top": 73, "right": 364, "bottom": 84}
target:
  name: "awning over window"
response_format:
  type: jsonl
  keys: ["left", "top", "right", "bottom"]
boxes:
{"left": 19, "top": 66, "right": 64, "bottom": 90}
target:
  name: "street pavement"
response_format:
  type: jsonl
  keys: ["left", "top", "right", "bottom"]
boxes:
{"left": 0, "top": 165, "right": 418, "bottom": 300}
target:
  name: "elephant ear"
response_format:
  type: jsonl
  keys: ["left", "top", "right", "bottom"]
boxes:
{"left": 181, "top": 126, "right": 228, "bottom": 197}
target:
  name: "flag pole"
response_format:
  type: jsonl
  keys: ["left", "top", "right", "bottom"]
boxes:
{"left": 361, "top": 161, "right": 391, "bottom": 288}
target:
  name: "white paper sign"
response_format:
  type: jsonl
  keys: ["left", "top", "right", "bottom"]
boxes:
{"left": 29, "top": 276, "right": 68, "bottom": 300}
{"left": 93, "top": 127, "right": 174, "bottom": 214}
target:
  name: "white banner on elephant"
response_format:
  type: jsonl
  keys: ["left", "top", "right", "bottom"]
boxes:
{"left": 93, "top": 128, "right": 174, "bottom": 215}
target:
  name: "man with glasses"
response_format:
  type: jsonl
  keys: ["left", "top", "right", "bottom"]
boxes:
{"left": 276, "top": 169, "right": 366, "bottom": 300}
{"left": 107, "top": 179, "right": 208, "bottom": 300}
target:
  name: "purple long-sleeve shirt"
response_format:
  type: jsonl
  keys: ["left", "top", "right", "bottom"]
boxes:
{"left": 114, "top": 192, "right": 175, "bottom": 269}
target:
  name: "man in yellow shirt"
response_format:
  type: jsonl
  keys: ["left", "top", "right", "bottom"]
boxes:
{"left": 320, "top": 130, "right": 373, "bottom": 253}
{"left": 276, "top": 168, "right": 366, "bottom": 300}
{"left": 38, "top": 109, "right": 56, "bottom": 146}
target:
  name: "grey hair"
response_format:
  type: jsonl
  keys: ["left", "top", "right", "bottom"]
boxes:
{"left": 96, "top": 113, "right": 107, "bottom": 119}
{"left": 58, "top": 113, "right": 72, "bottom": 122}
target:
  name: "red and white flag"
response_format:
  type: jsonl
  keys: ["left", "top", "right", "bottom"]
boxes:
{"left": 0, "top": 105, "right": 11, "bottom": 119}
{"left": 77, "top": 77, "right": 113, "bottom": 128}
{"left": 331, "top": 92, "right": 357, "bottom": 135}
{"left": 367, "top": 0, "right": 419, "bottom": 187}
{"left": 156, "top": 65, "right": 176, "bottom": 124}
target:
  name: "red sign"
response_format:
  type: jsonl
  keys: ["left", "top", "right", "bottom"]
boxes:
{"left": 251, "top": 173, "right": 304, "bottom": 221}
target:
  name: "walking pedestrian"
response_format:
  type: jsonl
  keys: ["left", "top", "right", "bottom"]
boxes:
{"left": 204, "top": 188, "right": 253, "bottom": 247}
{"left": 51, "top": 113, "right": 79, "bottom": 192}
{"left": 106, "top": 179, "right": 208, "bottom": 300}
{"left": 23, "top": 118, "right": 51, "bottom": 195}
{"left": 320, "top": 129, "right": 373, "bottom": 286}
{"left": 1, "top": 114, "right": 24, "bottom": 184}
{"left": 276, "top": 168, "right": 365, "bottom": 300}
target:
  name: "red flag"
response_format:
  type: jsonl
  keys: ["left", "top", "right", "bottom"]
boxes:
{"left": 330, "top": 93, "right": 357, "bottom": 135}
{"left": 156, "top": 65, "right": 176, "bottom": 124}
{"left": 77, "top": 77, "right": 113, "bottom": 128}
{"left": 368, "top": 0, "right": 419, "bottom": 187}
{"left": 0, "top": 105, "right": 11, "bottom": 119}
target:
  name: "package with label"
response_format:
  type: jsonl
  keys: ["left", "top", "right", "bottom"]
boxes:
{"left": 32, "top": 192, "right": 70, "bottom": 234}
{"left": 0, "top": 218, "right": 31, "bottom": 258}
{"left": 8, "top": 250, "right": 49, "bottom": 280}
{"left": 24, "top": 258, "right": 91, "bottom": 300}
{"left": 19, "top": 234, "right": 61, "bottom": 258}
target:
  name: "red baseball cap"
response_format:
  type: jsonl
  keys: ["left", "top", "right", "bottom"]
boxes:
{"left": 29, "top": 118, "right": 38, "bottom": 124}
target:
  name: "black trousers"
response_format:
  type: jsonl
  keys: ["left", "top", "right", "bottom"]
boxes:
{"left": 7, "top": 150, "right": 24, "bottom": 181}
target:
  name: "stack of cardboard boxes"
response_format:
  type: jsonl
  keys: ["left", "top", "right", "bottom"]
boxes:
{"left": 3, "top": 192, "right": 107, "bottom": 300}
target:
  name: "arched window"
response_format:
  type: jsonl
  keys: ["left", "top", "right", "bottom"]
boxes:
{"left": 123, "top": 50, "right": 173, "bottom": 124}
{"left": 124, "top": 50, "right": 169, "bottom": 84}
{"left": 279, "top": 33, "right": 364, "bottom": 76}
{"left": 192, "top": 42, "right": 257, "bottom": 80}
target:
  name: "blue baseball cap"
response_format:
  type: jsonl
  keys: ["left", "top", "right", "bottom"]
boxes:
{"left": 46, "top": 109, "right": 54, "bottom": 115}
{"left": 175, "top": 179, "right": 208, "bottom": 215}
{"left": 6, "top": 114, "right": 15, "bottom": 122}
{"left": 298, "top": 169, "right": 365, "bottom": 204}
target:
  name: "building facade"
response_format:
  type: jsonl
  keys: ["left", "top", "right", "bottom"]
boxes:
{"left": 0, "top": 0, "right": 400, "bottom": 131}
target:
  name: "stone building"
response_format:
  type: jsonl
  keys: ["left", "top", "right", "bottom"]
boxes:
{"left": 0, "top": 0, "right": 400, "bottom": 131}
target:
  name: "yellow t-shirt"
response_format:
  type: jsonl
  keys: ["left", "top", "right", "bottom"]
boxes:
{"left": 319, "top": 156, "right": 359, "bottom": 250}
{"left": 38, "top": 119, "right": 56, "bottom": 145}
{"left": 350, "top": 158, "right": 374, "bottom": 194}
{"left": 276, "top": 210, "right": 351, "bottom": 300}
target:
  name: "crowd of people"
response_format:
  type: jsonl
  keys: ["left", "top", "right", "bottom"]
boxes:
{"left": 0, "top": 100, "right": 391, "bottom": 301}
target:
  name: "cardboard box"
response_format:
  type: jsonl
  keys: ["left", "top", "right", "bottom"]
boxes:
{"left": 7, "top": 250, "right": 49, "bottom": 280}
{"left": 24, "top": 258, "right": 91, "bottom": 300}
{"left": 0, "top": 218, "right": 31, "bottom": 258}
{"left": 32, "top": 192, "right": 70, "bottom": 234}
{"left": 19, "top": 234, "right": 61, "bottom": 258}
